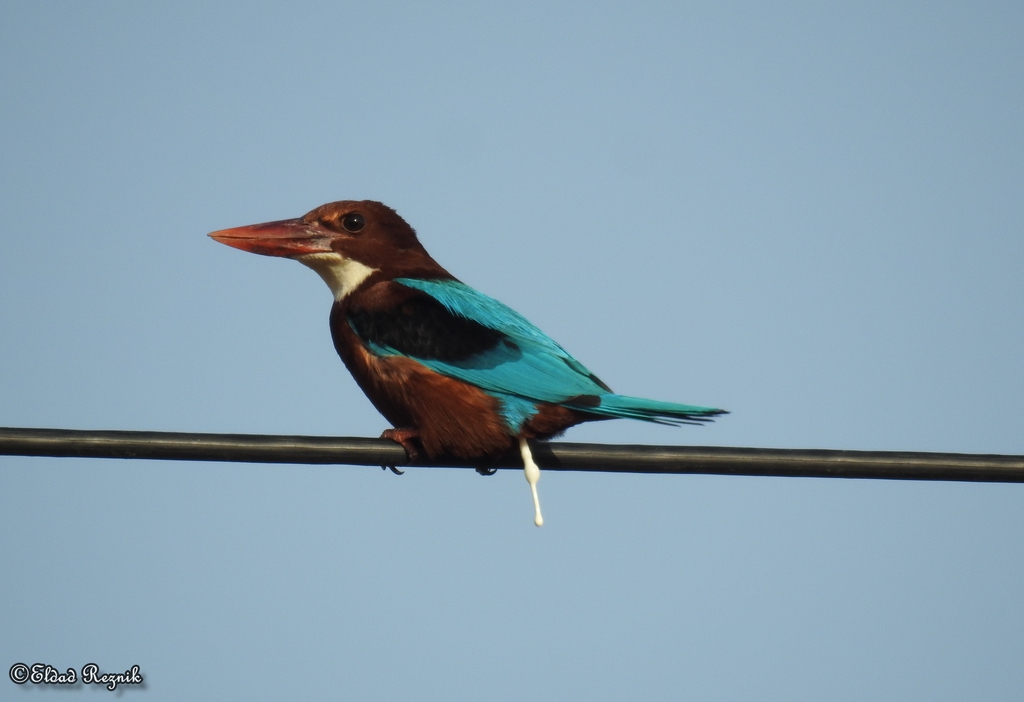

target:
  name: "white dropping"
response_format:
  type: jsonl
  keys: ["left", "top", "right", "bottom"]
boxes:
{"left": 520, "top": 437, "right": 543, "bottom": 527}
{"left": 298, "top": 252, "right": 378, "bottom": 301}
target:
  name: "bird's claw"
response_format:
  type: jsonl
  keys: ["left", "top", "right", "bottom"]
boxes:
{"left": 380, "top": 427, "right": 420, "bottom": 475}
{"left": 475, "top": 466, "right": 498, "bottom": 476}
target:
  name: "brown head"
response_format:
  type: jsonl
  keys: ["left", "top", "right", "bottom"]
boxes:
{"left": 209, "top": 200, "right": 452, "bottom": 299}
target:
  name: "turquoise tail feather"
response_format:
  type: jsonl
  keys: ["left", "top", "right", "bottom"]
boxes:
{"left": 567, "top": 394, "right": 728, "bottom": 426}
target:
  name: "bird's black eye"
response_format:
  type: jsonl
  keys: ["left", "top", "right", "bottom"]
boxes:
{"left": 341, "top": 212, "right": 365, "bottom": 233}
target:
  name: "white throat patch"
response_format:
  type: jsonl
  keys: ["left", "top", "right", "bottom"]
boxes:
{"left": 297, "top": 253, "right": 378, "bottom": 301}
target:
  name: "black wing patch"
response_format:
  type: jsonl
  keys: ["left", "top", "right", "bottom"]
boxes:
{"left": 347, "top": 295, "right": 505, "bottom": 362}
{"left": 562, "top": 357, "right": 613, "bottom": 392}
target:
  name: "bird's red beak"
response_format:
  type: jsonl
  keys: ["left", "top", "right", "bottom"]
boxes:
{"left": 208, "top": 218, "right": 335, "bottom": 258}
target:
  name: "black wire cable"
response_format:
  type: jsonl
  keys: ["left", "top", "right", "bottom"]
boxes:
{"left": 2, "top": 427, "right": 1022, "bottom": 482}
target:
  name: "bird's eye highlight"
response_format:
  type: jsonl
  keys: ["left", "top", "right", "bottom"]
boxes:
{"left": 341, "top": 213, "right": 365, "bottom": 233}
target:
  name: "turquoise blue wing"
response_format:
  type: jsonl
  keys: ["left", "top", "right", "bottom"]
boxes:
{"left": 388, "top": 278, "right": 610, "bottom": 401}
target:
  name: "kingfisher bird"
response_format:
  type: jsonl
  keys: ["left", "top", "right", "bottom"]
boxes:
{"left": 210, "top": 200, "right": 726, "bottom": 525}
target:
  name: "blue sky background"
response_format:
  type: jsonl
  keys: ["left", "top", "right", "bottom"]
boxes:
{"left": 1, "top": 2, "right": 1022, "bottom": 699}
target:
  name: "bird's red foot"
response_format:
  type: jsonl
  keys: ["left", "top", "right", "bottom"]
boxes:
{"left": 381, "top": 428, "right": 422, "bottom": 471}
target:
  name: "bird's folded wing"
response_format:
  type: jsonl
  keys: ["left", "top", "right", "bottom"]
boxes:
{"left": 357, "top": 277, "right": 611, "bottom": 404}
